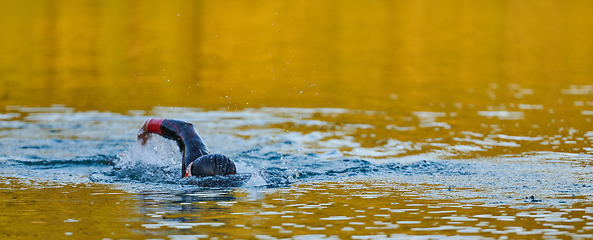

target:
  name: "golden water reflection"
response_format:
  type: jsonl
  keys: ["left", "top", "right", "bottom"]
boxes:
{"left": 0, "top": 177, "right": 144, "bottom": 239}
{"left": 2, "top": 0, "right": 593, "bottom": 158}
{"left": 3, "top": 0, "right": 593, "bottom": 239}
{"left": 145, "top": 180, "right": 593, "bottom": 239}
{"left": 4, "top": 176, "right": 593, "bottom": 239}
{"left": 7, "top": 178, "right": 593, "bottom": 239}
{"left": 1, "top": 0, "right": 593, "bottom": 113}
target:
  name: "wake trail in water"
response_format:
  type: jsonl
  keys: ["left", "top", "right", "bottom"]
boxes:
{"left": 110, "top": 135, "right": 470, "bottom": 190}
{"left": 2, "top": 107, "right": 592, "bottom": 205}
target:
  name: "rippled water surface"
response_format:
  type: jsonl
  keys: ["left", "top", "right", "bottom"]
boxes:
{"left": 2, "top": 0, "right": 593, "bottom": 239}
{"left": 2, "top": 107, "right": 593, "bottom": 239}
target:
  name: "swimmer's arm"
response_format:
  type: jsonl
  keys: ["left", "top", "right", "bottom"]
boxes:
{"left": 137, "top": 118, "right": 165, "bottom": 145}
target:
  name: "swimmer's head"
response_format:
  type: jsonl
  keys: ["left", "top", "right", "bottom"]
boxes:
{"left": 190, "top": 154, "right": 236, "bottom": 177}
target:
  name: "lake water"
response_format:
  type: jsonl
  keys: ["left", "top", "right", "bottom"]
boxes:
{"left": 2, "top": 1, "right": 593, "bottom": 239}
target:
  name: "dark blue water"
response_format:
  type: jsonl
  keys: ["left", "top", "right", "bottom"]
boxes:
{"left": 1, "top": 107, "right": 592, "bottom": 205}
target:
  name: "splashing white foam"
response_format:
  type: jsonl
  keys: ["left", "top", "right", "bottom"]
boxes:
{"left": 244, "top": 174, "right": 267, "bottom": 187}
{"left": 115, "top": 136, "right": 182, "bottom": 182}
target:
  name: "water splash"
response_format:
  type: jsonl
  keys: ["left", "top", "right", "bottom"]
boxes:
{"left": 114, "top": 138, "right": 182, "bottom": 183}
{"left": 1, "top": 106, "right": 593, "bottom": 205}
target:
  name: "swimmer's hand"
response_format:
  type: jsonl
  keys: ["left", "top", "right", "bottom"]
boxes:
{"left": 137, "top": 121, "right": 151, "bottom": 145}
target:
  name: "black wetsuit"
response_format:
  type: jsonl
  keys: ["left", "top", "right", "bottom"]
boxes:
{"left": 146, "top": 118, "right": 236, "bottom": 178}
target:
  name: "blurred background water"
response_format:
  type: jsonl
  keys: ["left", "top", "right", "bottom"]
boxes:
{"left": 2, "top": 0, "right": 593, "bottom": 239}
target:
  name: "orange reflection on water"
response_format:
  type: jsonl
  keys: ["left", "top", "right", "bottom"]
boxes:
{"left": 1, "top": 1, "right": 593, "bottom": 113}
{"left": 130, "top": 180, "right": 593, "bottom": 239}
{"left": 0, "top": 177, "right": 144, "bottom": 239}
{"left": 7, "top": 177, "right": 592, "bottom": 239}
{"left": 3, "top": 0, "right": 593, "bottom": 155}
{"left": 2, "top": 1, "right": 593, "bottom": 238}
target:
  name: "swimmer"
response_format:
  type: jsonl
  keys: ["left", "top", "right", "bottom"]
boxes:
{"left": 137, "top": 118, "right": 236, "bottom": 178}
